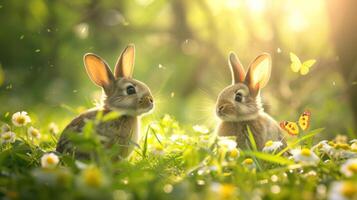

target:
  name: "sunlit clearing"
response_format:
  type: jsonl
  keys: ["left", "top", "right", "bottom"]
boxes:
{"left": 246, "top": 0, "right": 266, "bottom": 13}
{"left": 224, "top": 0, "right": 241, "bottom": 10}
{"left": 288, "top": 11, "right": 308, "bottom": 32}
{"left": 135, "top": 0, "right": 154, "bottom": 6}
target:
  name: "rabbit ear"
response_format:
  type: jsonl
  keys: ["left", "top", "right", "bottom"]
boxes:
{"left": 245, "top": 53, "right": 272, "bottom": 95}
{"left": 84, "top": 53, "right": 115, "bottom": 93}
{"left": 114, "top": 44, "right": 135, "bottom": 79}
{"left": 228, "top": 52, "right": 246, "bottom": 84}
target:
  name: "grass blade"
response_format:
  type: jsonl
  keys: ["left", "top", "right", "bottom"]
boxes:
{"left": 243, "top": 151, "right": 294, "bottom": 165}
{"left": 247, "top": 125, "right": 258, "bottom": 151}
{"left": 142, "top": 126, "right": 150, "bottom": 158}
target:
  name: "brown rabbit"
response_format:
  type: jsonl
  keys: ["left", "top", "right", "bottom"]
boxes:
{"left": 56, "top": 44, "right": 154, "bottom": 159}
{"left": 216, "top": 52, "right": 286, "bottom": 150}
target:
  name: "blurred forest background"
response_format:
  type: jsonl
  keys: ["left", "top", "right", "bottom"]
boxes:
{"left": 0, "top": 0, "right": 356, "bottom": 138}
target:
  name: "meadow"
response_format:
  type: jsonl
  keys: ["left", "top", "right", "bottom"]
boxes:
{"left": 0, "top": 111, "right": 356, "bottom": 200}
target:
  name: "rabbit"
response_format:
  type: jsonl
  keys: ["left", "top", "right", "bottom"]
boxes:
{"left": 56, "top": 44, "right": 154, "bottom": 159}
{"left": 215, "top": 52, "right": 286, "bottom": 151}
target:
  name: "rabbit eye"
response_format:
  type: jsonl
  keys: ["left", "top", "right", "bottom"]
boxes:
{"left": 235, "top": 92, "right": 243, "bottom": 102}
{"left": 126, "top": 85, "right": 136, "bottom": 95}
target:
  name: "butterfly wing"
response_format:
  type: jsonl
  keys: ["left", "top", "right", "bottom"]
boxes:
{"left": 300, "top": 59, "right": 316, "bottom": 75}
{"left": 280, "top": 121, "right": 299, "bottom": 136}
{"left": 290, "top": 52, "right": 302, "bottom": 73}
{"left": 298, "top": 110, "right": 311, "bottom": 131}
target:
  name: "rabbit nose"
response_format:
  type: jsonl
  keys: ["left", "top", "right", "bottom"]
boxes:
{"left": 141, "top": 95, "right": 153, "bottom": 104}
{"left": 146, "top": 96, "right": 153, "bottom": 104}
{"left": 218, "top": 105, "right": 225, "bottom": 112}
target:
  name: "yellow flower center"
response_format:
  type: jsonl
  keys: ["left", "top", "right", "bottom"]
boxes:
{"left": 220, "top": 184, "right": 235, "bottom": 198}
{"left": 328, "top": 141, "right": 336, "bottom": 147}
{"left": 83, "top": 167, "right": 103, "bottom": 188}
{"left": 46, "top": 156, "right": 56, "bottom": 165}
{"left": 347, "top": 163, "right": 357, "bottom": 173}
{"left": 243, "top": 158, "right": 253, "bottom": 165}
{"left": 301, "top": 148, "right": 311, "bottom": 156}
{"left": 155, "top": 145, "right": 163, "bottom": 151}
{"left": 229, "top": 149, "right": 239, "bottom": 158}
{"left": 335, "top": 143, "right": 350, "bottom": 150}
{"left": 341, "top": 182, "right": 357, "bottom": 198}
{"left": 31, "top": 130, "right": 39, "bottom": 137}
{"left": 351, "top": 143, "right": 357, "bottom": 152}
{"left": 3, "top": 134, "right": 11, "bottom": 140}
{"left": 16, "top": 116, "right": 26, "bottom": 124}
{"left": 265, "top": 140, "right": 273, "bottom": 147}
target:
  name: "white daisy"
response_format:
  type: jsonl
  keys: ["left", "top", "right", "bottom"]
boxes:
{"left": 340, "top": 158, "right": 357, "bottom": 177}
{"left": 313, "top": 140, "right": 334, "bottom": 155}
{"left": 337, "top": 150, "right": 357, "bottom": 159}
{"left": 151, "top": 144, "right": 164, "bottom": 156}
{"left": 350, "top": 139, "right": 357, "bottom": 144}
{"left": 12, "top": 111, "right": 31, "bottom": 127}
{"left": 28, "top": 126, "right": 41, "bottom": 139}
{"left": 350, "top": 140, "right": 357, "bottom": 152}
{"left": 48, "top": 122, "right": 59, "bottom": 135}
{"left": 242, "top": 158, "right": 256, "bottom": 170}
{"left": 41, "top": 153, "right": 59, "bottom": 169}
{"left": 218, "top": 137, "right": 237, "bottom": 151}
{"left": 192, "top": 125, "right": 209, "bottom": 134}
{"left": 262, "top": 140, "right": 283, "bottom": 153}
{"left": 328, "top": 181, "right": 357, "bottom": 200}
{"left": 227, "top": 148, "right": 240, "bottom": 161}
{"left": 80, "top": 166, "right": 106, "bottom": 188}
{"left": 170, "top": 134, "right": 188, "bottom": 142}
{"left": 1, "top": 131, "right": 16, "bottom": 144}
{"left": 1, "top": 124, "right": 11, "bottom": 133}
{"left": 291, "top": 148, "right": 320, "bottom": 166}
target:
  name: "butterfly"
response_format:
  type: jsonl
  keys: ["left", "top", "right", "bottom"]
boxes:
{"left": 290, "top": 52, "right": 316, "bottom": 75}
{"left": 280, "top": 110, "right": 311, "bottom": 136}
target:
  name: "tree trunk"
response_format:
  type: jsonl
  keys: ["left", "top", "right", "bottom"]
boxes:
{"left": 327, "top": 0, "right": 357, "bottom": 128}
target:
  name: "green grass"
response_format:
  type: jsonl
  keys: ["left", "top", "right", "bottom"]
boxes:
{"left": 0, "top": 112, "right": 357, "bottom": 200}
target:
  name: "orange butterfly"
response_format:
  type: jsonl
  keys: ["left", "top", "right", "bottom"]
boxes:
{"left": 280, "top": 111, "right": 311, "bottom": 136}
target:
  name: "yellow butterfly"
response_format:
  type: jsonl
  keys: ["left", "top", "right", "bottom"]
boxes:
{"left": 290, "top": 52, "right": 316, "bottom": 75}
{"left": 280, "top": 111, "right": 311, "bottom": 136}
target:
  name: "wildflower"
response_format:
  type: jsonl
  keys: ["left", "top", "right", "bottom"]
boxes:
{"left": 227, "top": 148, "right": 240, "bottom": 161}
{"left": 1, "top": 131, "right": 16, "bottom": 144}
{"left": 336, "top": 150, "right": 357, "bottom": 159}
{"left": 81, "top": 166, "right": 104, "bottom": 188}
{"left": 192, "top": 125, "right": 209, "bottom": 134}
{"left": 151, "top": 144, "right": 164, "bottom": 156}
{"left": 41, "top": 153, "right": 59, "bottom": 169}
{"left": 199, "top": 134, "right": 211, "bottom": 147}
{"left": 328, "top": 181, "right": 357, "bottom": 200}
{"left": 242, "top": 158, "right": 256, "bottom": 170}
{"left": 1, "top": 124, "right": 11, "bottom": 133}
{"left": 210, "top": 182, "right": 236, "bottom": 199}
{"left": 218, "top": 137, "right": 237, "bottom": 151}
{"left": 48, "top": 122, "right": 59, "bottom": 135}
{"left": 28, "top": 126, "right": 41, "bottom": 139}
{"left": 12, "top": 111, "right": 31, "bottom": 127}
{"left": 335, "top": 143, "right": 350, "bottom": 151}
{"left": 313, "top": 140, "right": 334, "bottom": 155}
{"left": 262, "top": 140, "right": 283, "bottom": 153}
{"left": 291, "top": 148, "right": 320, "bottom": 166}
{"left": 170, "top": 134, "right": 188, "bottom": 143}
{"left": 335, "top": 135, "right": 348, "bottom": 144}
{"left": 349, "top": 140, "right": 357, "bottom": 152}
{"left": 340, "top": 158, "right": 357, "bottom": 177}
